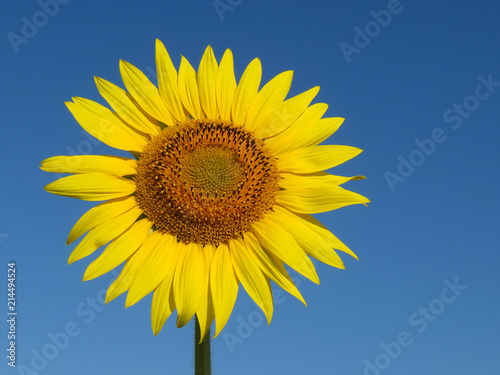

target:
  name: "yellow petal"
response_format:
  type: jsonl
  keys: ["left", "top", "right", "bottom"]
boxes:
{"left": 119, "top": 60, "right": 175, "bottom": 125}
{"left": 293, "top": 117, "right": 344, "bottom": 147}
{"left": 230, "top": 238, "right": 273, "bottom": 324}
{"left": 231, "top": 58, "right": 261, "bottom": 125}
{"left": 66, "top": 99, "right": 147, "bottom": 152}
{"left": 265, "top": 103, "right": 328, "bottom": 155}
{"left": 277, "top": 145, "right": 362, "bottom": 173}
{"left": 67, "top": 196, "right": 138, "bottom": 245}
{"left": 105, "top": 254, "right": 139, "bottom": 304}
{"left": 254, "top": 86, "right": 319, "bottom": 139}
{"left": 155, "top": 39, "right": 186, "bottom": 122}
{"left": 106, "top": 232, "right": 163, "bottom": 305}
{"left": 244, "top": 232, "right": 306, "bottom": 305}
{"left": 216, "top": 49, "right": 236, "bottom": 121}
{"left": 276, "top": 185, "right": 370, "bottom": 214}
{"left": 178, "top": 56, "right": 203, "bottom": 119}
{"left": 198, "top": 45, "right": 219, "bottom": 119}
{"left": 196, "top": 244, "right": 216, "bottom": 342}
{"left": 173, "top": 242, "right": 207, "bottom": 328}
{"left": 83, "top": 218, "right": 153, "bottom": 281}
{"left": 126, "top": 233, "right": 178, "bottom": 308}
{"left": 44, "top": 173, "right": 136, "bottom": 201}
{"left": 68, "top": 206, "right": 143, "bottom": 264}
{"left": 95, "top": 77, "right": 160, "bottom": 135}
{"left": 210, "top": 243, "right": 238, "bottom": 337}
{"left": 40, "top": 155, "right": 137, "bottom": 175}
{"left": 245, "top": 71, "right": 293, "bottom": 132}
{"left": 280, "top": 172, "right": 365, "bottom": 189}
{"left": 288, "top": 212, "right": 358, "bottom": 259}
{"left": 252, "top": 218, "right": 319, "bottom": 284}
{"left": 151, "top": 276, "right": 176, "bottom": 336}
{"left": 271, "top": 206, "right": 345, "bottom": 269}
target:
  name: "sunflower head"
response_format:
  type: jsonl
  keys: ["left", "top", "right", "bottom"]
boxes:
{"left": 41, "top": 40, "right": 368, "bottom": 339}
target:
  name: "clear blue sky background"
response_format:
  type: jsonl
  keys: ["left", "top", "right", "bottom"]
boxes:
{"left": 2, "top": 0, "right": 499, "bottom": 374}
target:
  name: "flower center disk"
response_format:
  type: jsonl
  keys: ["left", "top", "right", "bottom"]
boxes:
{"left": 135, "top": 119, "right": 280, "bottom": 245}
{"left": 179, "top": 145, "right": 245, "bottom": 196}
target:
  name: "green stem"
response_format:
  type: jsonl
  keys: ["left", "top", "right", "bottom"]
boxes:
{"left": 194, "top": 316, "right": 211, "bottom": 375}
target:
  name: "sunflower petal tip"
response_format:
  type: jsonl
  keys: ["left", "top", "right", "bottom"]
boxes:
{"left": 212, "top": 329, "right": 221, "bottom": 339}
{"left": 125, "top": 295, "right": 137, "bottom": 309}
{"left": 265, "top": 314, "right": 272, "bottom": 325}
{"left": 283, "top": 70, "right": 294, "bottom": 79}
{"left": 252, "top": 57, "right": 262, "bottom": 66}
{"left": 104, "top": 289, "right": 117, "bottom": 305}
{"left": 352, "top": 175, "right": 366, "bottom": 180}
{"left": 175, "top": 315, "right": 182, "bottom": 327}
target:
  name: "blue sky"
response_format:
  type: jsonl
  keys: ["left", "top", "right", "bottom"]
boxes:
{"left": 2, "top": 0, "right": 499, "bottom": 374}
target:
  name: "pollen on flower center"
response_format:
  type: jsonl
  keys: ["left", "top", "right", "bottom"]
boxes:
{"left": 135, "top": 119, "right": 280, "bottom": 246}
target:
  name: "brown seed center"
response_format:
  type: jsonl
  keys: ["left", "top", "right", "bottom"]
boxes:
{"left": 135, "top": 119, "right": 280, "bottom": 245}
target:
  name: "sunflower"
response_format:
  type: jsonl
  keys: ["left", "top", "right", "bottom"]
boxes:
{"left": 41, "top": 40, "right": 368, "bottom": 339}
